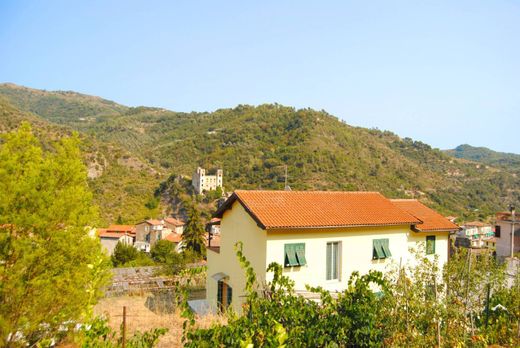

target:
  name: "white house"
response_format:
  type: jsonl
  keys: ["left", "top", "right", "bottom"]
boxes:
{"left": 206, "top": 190, "right": 459, "bottom": 312}
{"left": 456, "top": 221, "right": 494, "bottom": 249}
{"left": 98, "top": 225, "right": 136, "bottom": 255}
{"left": 495, "top": 211, "right": 520, "bottom": 259}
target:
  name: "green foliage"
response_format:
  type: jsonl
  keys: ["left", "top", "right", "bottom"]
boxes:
{"left": 150, "top": 240, "right": 175, "bottom": 263}
{"left": 0, "top": 123, "right": 111, "bottom": 346}
{"left": 2, "top": 84, "right": 520, "bottom": 221}
{"left": 182, "top": 202, "right": 207, "bottom": 256}
{"left": 446, "top": 144, "right": 520, "bottom": 170}
{"left": 181, "top": 244, "right": 520, "bottom": 347}
{"left": 111, "top": 242, "right": 139, "bottom": 267}
{"left": 77, "top": 316, "right": 167, "bottom": 348}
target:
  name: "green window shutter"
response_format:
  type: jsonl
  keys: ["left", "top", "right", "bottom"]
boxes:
{"left": 373, "top": 239, "right": 385, "bottom": 259}
{"left": 326, "top": 243, "right": 332, "bottom": 280}
{"left": 295, "top": 243, "right": 306, "bottom": 266}
{"left": 381, "top": 239, "right": 392, "bottom": 258}
{"left": 284, "top": 244, "right": 299, "bottom": 267}
{"left": 426, "top": 236, "right": 436, "bottom": 255}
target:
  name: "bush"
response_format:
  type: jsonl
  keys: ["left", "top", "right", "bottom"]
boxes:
{"left": 111, "top": 242, "right": 138, "bottom": 267}
{"left": 150, "top": 240, "right": 175, "bottom": 264}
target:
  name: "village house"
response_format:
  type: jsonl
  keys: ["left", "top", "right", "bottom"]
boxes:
{"left": 98, "top": 225, "right": 136, "bottom": 255}
{"left": 192, "top": 167, "right": 223, "bottom": 195}
{"left": 455, "top": 221, "right": 495, "bottom": 249}
{"left": 134, "top": 217, "right": 185, "bottom": 252}
{"left": 206, "top": 190, "right": 459, "bottom": 312}
{"left": 164, "top": 217, "right": 185, "bottom": 235}
{"left": 495, "top": 211, "right": 520, "bottom": 259}
{"left": 135, "top": 219, "right": 165, "bottom": 252}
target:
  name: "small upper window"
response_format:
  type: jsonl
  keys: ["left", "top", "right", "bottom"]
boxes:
{"left": 495, "top": 225, "right": 501, "bottom": 238}
{"left": 426, "top": 236, "right": 436, "bottom": 255}
{"left": 284, "top": 243, "right": 306, "bottom": 267}
{"left": 373, "top": 239, "right": 391, "bottom": 259}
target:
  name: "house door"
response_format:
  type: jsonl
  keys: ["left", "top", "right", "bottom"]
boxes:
{"left": 217, "top": 280, "right": 232, "bottom": 311}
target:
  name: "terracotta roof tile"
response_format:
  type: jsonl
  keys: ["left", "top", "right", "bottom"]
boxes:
{"left": 390, "top": 199, "right": 459, "bottom": 232}
{"left": 463, "top": 221, "right": 490, "bottom": 227}
{"left": 165, "top": 233, "right": 182, "bottom": 243}
{"left": 107, "top": 225, "right": 136, "bottom": 233}
{"left": 164, "top": 217, "right": 184, "bottom": 226}
{"left": 146, "top": 219, "right": 163, "bottom": 226}
{"left": 217, "top": 190, "right": 421, "bottom": 229}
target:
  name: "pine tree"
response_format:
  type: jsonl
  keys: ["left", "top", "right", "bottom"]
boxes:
{"left": 182, "top": 202, "right": 206, "bottom": 256}
{"left": 0, "top": 122, "right": 111, "bottom": 346}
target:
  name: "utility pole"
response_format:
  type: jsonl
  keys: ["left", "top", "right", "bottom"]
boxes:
{"left": 122, "top": 306, "right": 127, "bottom": 348}
{"left": 510, "top": 205, "right": 515, "bottom": 258}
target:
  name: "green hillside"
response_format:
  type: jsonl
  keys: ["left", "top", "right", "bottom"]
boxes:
{"left": 445, "top": 144, "right": 520, "bottom": 170}
{"left": 0, "top": 96, "right": 164, "bottom": 224}
{"left": 1, "top": 83, "right": 519, "bottom": 221}
{"left": 0, "top": 83, "right": 127, "bottom": 123}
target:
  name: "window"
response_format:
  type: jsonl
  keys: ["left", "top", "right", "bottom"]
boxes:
{"left": 217, "top": 280, "right": 232, "bottom": 311}
{"left": 284, "top": 243, "right": 306, "bottom": 267}
{"left": 373, "top": 239, "right": 391, "bottom": 259}
{"left": 145, "top": 233, "right": 150, "bottom": 243}
{"left": 326, "top": 242, "right": 340, "bottom": 280}
{"left": 426, "top": 236, "right": 436, "bottom": 255}
{"left": 495, "top": 225, "right": 501, "bottom": 238}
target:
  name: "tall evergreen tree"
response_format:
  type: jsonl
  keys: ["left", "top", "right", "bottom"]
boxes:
{"left": 182, "top": 202, "right": 206, "bottom": 256}
{"left": 0, "top": 122, "right": 111, "bottom": 346}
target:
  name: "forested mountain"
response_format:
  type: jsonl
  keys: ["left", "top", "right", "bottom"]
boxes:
{"left": 445, "top": 144, "right": 520, "bottom": 172}
{"left": 1, "top": 83, "right": 519, "bottom": 221}
{"left": 0, "top": 95, "right": 163, "bottom": 224}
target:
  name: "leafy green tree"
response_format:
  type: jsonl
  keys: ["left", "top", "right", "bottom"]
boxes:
{"left": 182, "top": 203, "right": 206, "bottom": 256}
{"left": 0, "top": 122, "right": 111, "bottom": 346}
{"left": 150, "top": 239, "right": 175, "bottom": 263}
{"left": 111, "top": 241, "right": 138, "bottom": 267}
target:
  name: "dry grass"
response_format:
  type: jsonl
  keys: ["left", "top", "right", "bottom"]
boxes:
{"left": 94, "top": 295, "right": 225, "bottom": 347}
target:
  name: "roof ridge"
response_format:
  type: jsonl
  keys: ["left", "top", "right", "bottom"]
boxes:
{"left": 234, "top": 189, "right": 382, "bottom": 194}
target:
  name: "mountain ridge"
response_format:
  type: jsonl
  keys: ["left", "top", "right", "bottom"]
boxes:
{"left": 1, "top": 83, "right": 518, "bottom": 222}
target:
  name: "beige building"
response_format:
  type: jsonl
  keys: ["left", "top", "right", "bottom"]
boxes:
{"left": 455, "top": 221, "right": 494, "bottom": 249}
{"left": 135, "top": 219, "right": 165, "bottom": 252}
{"left": 495, "top": 212, "right": 520, "bottom": 259}
{"left": 192, "top": 167, "right": 223, "bottom": 195}
{"left": 98, "top": 225, "right": 136, "bottom": 255}
{"left": 206, "top": 190, "right": 459, "bottom": 312}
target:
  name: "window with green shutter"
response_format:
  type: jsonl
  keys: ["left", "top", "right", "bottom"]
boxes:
{"left": 373, "top": 239, "right": 391, "bottom": 259}
{"left": 285, "top": 243, "right": 306, "bottom": 267}
{"left": 426, "top": 236, "right": 436, "bottom": 255}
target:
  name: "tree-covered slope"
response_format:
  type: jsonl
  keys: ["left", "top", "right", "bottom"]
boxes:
{"left": 1, "top": 84, "right": 519, "bottom": 221}
{"left": 0, "top": 83, "right": 127, "bottom": 123}
{"left": 0, "top": 97, "right": 163, "bottom": 224}
{"left": 445, "top": 144, "right": 520, "bottom": 170}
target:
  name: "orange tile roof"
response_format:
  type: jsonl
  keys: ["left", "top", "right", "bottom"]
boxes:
{"left": 99, "top": 229, "right": 134, "bottom": 239}
{"left": 164, "top": 217, "right": 184, "bottom": 226}
{"left": 463, "top": 221, "right": 490, "bottom": 227}
{"left": 146, "top": 219, "right": 163, "bottom": 226}
{"left": 390, "top": 199, "right": 460, "bottom": 232}
{"left": 165, "top": 233, "right": 182, "bottom": 243}
{"left": 107, "top": 225, "right": 136, "bottom": 233}
{"left": 216, "top": 190, "right": 421, "bottom": 229}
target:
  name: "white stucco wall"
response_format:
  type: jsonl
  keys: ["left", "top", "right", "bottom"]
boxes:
{"left": 206, "top": 202, "right": 450, "bottom": 312}
{"left": 266, "top": 227, "right": 449, "bottom": 292}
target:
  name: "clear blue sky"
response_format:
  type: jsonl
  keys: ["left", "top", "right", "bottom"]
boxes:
{"left": 1, "top": 1, "right": 519, "bottom": 152}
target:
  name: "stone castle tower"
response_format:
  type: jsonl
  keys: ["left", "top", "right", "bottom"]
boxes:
{"left": 192, "top": 167, "right": 223, "bottom": 195}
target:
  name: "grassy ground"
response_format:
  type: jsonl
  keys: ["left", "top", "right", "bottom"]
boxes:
{"left": 94, "top": 295, "right": 224, "bottom": 347}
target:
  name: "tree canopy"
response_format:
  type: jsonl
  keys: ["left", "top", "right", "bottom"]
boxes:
{"left": 0, "top": 122, "right": 111, "bottom": 346}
